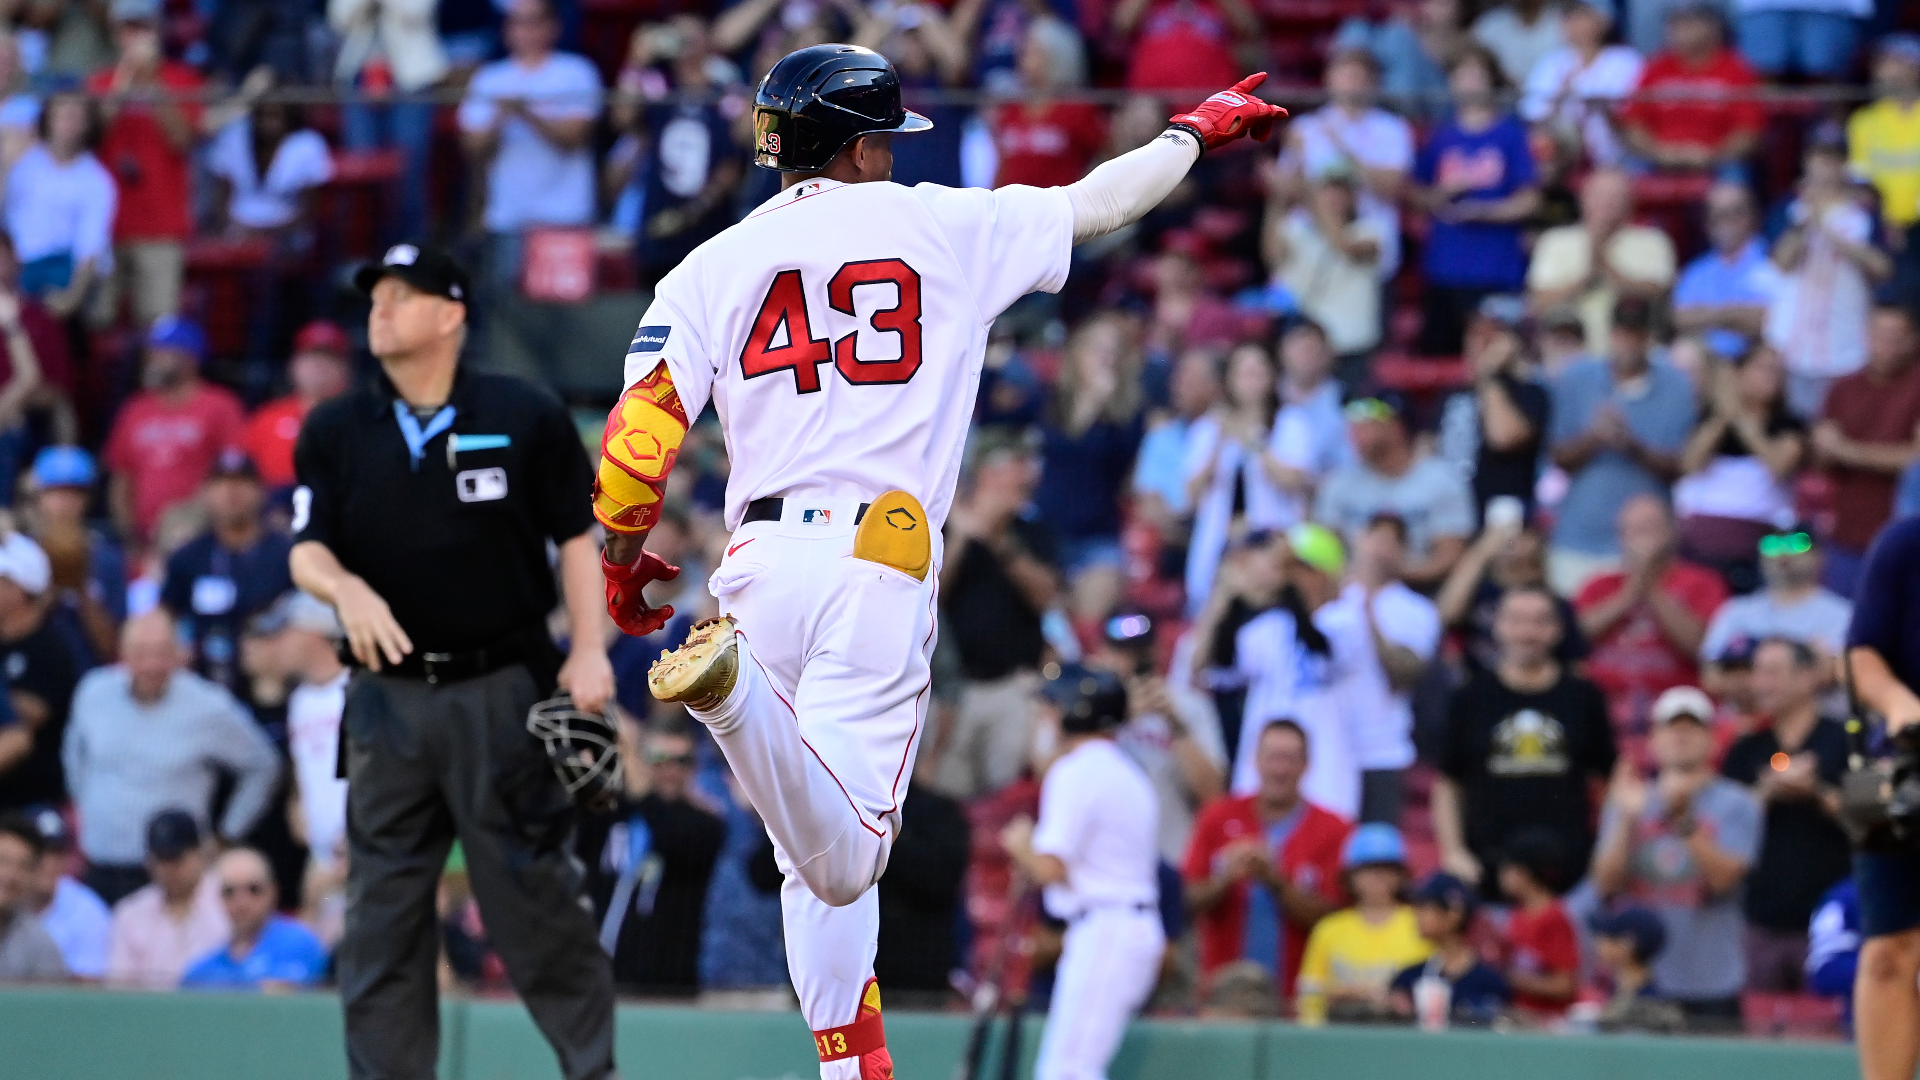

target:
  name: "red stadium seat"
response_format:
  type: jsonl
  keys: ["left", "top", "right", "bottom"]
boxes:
{"left": 1741, "top": 992, "right": 1847, "bottom": 1040}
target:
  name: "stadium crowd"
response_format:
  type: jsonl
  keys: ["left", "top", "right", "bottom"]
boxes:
{"left": 0, "top": 0, "right": 1915, "bottom": 1044}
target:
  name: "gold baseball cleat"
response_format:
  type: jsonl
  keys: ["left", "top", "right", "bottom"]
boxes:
{"left": 648, "top": 616, "right": 739, "bottom": 711}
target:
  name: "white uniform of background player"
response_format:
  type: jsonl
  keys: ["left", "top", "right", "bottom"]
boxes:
{"left": 1010, "top": 670, "right": 1164, "bottom": 1080}
{"left": 612, "top": 48, "right": 1284, "bottom": 1079}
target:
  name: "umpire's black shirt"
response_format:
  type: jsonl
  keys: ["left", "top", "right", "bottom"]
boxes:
{"left": 292, "top": 367, "right": 595, "bottom": 652}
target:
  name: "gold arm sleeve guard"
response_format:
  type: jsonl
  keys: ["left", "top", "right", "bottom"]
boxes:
{"left": 593, "top": 362, "right": 689, "bottom": 535}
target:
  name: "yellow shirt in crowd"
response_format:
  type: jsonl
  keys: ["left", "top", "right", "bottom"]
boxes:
{"left": 1850, "top": 98, "right": 1920, "bottom": 229}
{"left": 1295, "top": 905, "right": 1432, "bottom": 1025}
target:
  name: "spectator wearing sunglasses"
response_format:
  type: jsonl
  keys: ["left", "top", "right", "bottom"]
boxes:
{"left": 1699, "top": 528, "right": 1851, "bottom": 670}
{"left": 1315, "top": 395, "right": 1475, "bottom": 591}
{"left": 179, "top": 847, "right": 326, "bottom": 990}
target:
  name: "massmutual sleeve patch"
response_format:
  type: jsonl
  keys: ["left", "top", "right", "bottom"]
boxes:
{"left": 629, "top": 325, "right": 672, "bottom": 354}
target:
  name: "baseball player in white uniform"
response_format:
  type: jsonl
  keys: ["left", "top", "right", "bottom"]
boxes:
{"left": 588, "top": 43, "right": 1283, "bottom": 1080}
{"left": 1004, "top": 663, "right": 1164, "bottom": 1080}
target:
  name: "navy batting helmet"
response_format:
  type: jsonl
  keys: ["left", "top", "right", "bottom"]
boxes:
{"left": 751, "top": 44, "right": 932, "bottom": 173}
{"left": 1043, "top": 663, "right": 1129, "bottom": 735}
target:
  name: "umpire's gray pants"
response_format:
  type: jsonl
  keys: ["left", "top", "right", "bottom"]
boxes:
{"left": 337, "top": 665, "right": 616, "bottom": 1080}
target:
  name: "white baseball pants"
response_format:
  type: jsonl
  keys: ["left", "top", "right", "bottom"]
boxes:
{"left": 691, "top": 497, "right": 939, "bottom": 1079}
{"left": 1034, "top": 906, "right": 1165, "bottom": 1080}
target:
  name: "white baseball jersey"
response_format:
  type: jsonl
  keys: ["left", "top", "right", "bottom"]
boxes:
{"left": 625, "top": 177, "right": 1075, "bottom": 530}
{"left": 1032, "top": 738, "right": 1160, "bottom": 921}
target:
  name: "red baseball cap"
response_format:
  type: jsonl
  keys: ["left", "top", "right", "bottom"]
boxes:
{"left": 292, "top": 320, "right": 351, "bottom": 358}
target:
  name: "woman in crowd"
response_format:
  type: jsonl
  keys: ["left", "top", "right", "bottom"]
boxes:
{"left": 3, "top": 91, "right": 112, "bottom": 320}
{"left": 1035, "top": 312, "right": 1147, "bottom": 630}
{"left": 1518, "top": 0, "right": 1642, "bottom": 168}
{"left": 1334, "top": 0, "right": 1465, "bottom": 119}
{"left": 1435, "top": 296, "right": 1550, "bottom": 521}
{"left": 208, "top": 97, "right": 334, "bottom": 239}
{"left": 1674, "top": 345, "right": 1806, "bottom": 590}
{"left": 1183, "top": 343, "right": 1289, "bottom": 615}
{"left": 1411, "top": 45, "right": 1541, "bottom": 356}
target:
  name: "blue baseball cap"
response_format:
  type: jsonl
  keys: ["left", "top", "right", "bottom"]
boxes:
{"left": 146, "top": 314, "right": 206, "bottom": 360}
{"left": 1342, "top": 823, "right": 1407, "bottom": 869}
{"left": 30, "top": 445, "right": 95, "bottom": 489}
{"left": 1590, "top": 906, "right": 1668, "bottom": 963}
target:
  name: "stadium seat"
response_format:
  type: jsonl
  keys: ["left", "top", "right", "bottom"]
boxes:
{"left": 1740, "top": 992, "right": 1847, "bottom": 1040}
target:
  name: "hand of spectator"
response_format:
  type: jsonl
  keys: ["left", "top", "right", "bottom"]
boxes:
{"left": 1217, "top": 837, "right": 1267, "bottom": 883}
{"left": 1608, "top": 757, "right": 1649, "bottom": 819}
{"left": 42, "top": 283, "right": 83, "bottom": 320}
{"left": 1766, "top": 754, "right": 1820, "bottom": 801}
{"left": 1168, "top": 73, "right": 1288, "bottom": 153}
{"left": 334, "top": 573, "right": 414, "bottom": 670}
{"left": 1590, "top": 405, "right": 1634, "bottom": 452}
{"left": 1000, "top": 814, "right": 1036, "bottom": 859}
{"left": 1810, "top": 421, "right": 1851, "bottom": 465}
{"left": 0, "top": 289, "right": 24, "bottom": 333}
{"left": 1131, "top": 674, "right": 1177, "bottom": 723}
{"left": 1441, "top": 845, "right": 1482, "bottom": 885}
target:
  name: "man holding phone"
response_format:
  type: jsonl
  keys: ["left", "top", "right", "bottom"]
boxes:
{"left": 1104, "top": 614, "right": 1227, "bottom": 865}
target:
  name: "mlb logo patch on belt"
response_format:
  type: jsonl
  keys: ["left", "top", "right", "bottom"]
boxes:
{"left": 802, "top": 508, "right": 832, "bottom": 525}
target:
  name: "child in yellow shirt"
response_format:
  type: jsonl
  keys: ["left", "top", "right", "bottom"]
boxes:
{"left": 1296, "top": 823, "right": 1431, "bottom": 1024}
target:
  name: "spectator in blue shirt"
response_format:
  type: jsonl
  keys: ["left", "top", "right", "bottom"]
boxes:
{"left": 1132, "top": 347, "right": 1221, "bottom": 537}
{"left": 181, "top": 847, "right": 326, "bottom": 991}
{"left": 1389, "top": 871, "right": 1512, "bottom": 1025}
{"left": 1411, "top": 44, "right": 1542, "bottom": 356}
{"left": 1672, "top": 183, "right": 1771, "bottom": 361}
{"left": 1546, "top": 296, "right": 1698, "bottom": 594}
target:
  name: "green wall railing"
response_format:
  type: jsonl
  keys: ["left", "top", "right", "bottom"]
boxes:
{"left": 0, "top": 987, "right": 1862, "bottom": 1080}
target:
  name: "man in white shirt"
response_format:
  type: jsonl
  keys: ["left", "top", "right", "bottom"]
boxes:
{"left": 1275, "top": 48, "right": 1412, "bottom": 280}
{"left": 1003, "top": 664, "right": 1163, "bottom": 1080}
{"left": 250, "top": 592, "right": 349, "bottom": 872}
{"left": 457, "top": 0, "right": 602, "bottom": 286}
{"left": 1316, "top": 514, "right": 1441, "bottom": 824}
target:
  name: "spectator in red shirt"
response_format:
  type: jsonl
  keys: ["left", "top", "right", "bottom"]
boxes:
{"left": 85, "top": 0, "right": 205, "bottom": 329}
{"left": 1184, "top": 719, "right": 1351, "bottom": 1000}
{"left": 103, "top": 317, "right": 245, "bottom": 549}
{"left": 991, "top": 18, "right": 1105, "bottom": 189}
{"left": 1812, "top": 303, "right": 1920, "bottom": 598}
{"left": 1114, "top": 0, "right": 1256, "bottom": 101}
{"left": 241, "top": 320, "right": 353, "bottom": 492}
{"left": 1618, "top": 4, "right": 1762, "bottom": 175}
{"left": 1496, "top": 829, "right": 1581, "bottom": 1018}
{"left": 1576, "top": 494, "right": 1729, "bottom": 762}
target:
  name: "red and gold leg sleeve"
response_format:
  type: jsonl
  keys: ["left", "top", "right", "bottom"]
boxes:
{"left": 813, "top": 979, "right": 893, "bottom": 1080}
{"left": 593, "top": 362, "right": 689, "bottom": 536}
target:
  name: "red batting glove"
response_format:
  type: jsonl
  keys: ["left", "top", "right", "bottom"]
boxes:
{"left": 604, "top": 549, "right": 681, "bottom": 637}
{"left": 1168, "top": 73, "right": 1288, "bottom": 154}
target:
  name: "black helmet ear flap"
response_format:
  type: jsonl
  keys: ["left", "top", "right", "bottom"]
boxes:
{"left": 527, "top": 695, "right": 625, "bottom": 813}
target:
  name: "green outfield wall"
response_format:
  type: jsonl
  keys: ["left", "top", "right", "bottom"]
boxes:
{"left": 0, "top": 987, "right": 1862, "bottom": 1080}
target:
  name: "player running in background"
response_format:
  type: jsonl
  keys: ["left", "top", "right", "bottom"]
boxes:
{"left": 590, "top": 43, "right": 1284, "bottom": 1080}
{"left": 1003, "top": 664, "right": 1164, "bottom": 1080}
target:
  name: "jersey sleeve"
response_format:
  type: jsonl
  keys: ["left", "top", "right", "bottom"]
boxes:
{"left": 912, "top": 182, "right": 1075, "bottom": 322}
{"left": 624, "top": 271, "right": 718, "bottom": 418}
{"left": 1031, "top": 763, "right": 1090, "bottom": 861}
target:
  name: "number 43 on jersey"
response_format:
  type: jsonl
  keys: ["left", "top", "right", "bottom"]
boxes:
{"left": 739, "top": 259, "right": 923, "bottom": 393}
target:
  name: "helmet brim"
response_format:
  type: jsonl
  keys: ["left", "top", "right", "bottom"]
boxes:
{"left": 892, "top": 110, "right": 934, "bottom": 133}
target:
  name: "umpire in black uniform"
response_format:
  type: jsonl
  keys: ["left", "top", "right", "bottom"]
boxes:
{"left": 290, "top": 243, "right": 619, "bottom": 1080}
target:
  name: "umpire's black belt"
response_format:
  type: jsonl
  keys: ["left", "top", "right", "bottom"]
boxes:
{"left": 742, "top": 497, "right": 871, "bottom": 525}
{"left": 345, "top": 624, "right": 551, "bottom": 685}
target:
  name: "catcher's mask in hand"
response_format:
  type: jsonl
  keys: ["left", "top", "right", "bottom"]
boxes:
{"left": 527, "top": 694, "right": 625, "bottom": 813}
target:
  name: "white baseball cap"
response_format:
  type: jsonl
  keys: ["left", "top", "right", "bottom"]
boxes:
{"left": 0, "top": 532, "right": 50, "bottom": 595}
{"left": 1651, "top": 686, "right": 1715, "bottom": 727}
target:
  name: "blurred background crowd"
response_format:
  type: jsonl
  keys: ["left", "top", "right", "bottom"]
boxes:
{"left": 0, "top": 0, "right": 1917, "bottom": 1044}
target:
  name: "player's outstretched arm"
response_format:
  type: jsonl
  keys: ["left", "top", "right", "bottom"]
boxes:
{"left": 1064, "top": 73, "right": 1287, "bottom": 244}
{"left": 595, "top": 360, "right": 686, "bottom": 636}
